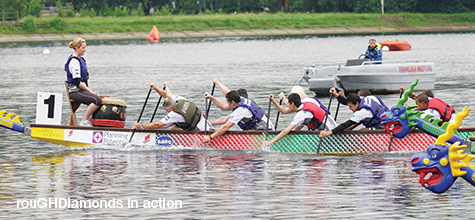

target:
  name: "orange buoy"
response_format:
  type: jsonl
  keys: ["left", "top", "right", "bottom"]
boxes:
{"left": 146, "top": 25, "right": 160, "bottom": 42}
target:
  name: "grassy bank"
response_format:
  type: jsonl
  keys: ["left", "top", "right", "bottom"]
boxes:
{"left": 2, "top": 12, "right": 475, "bottom": 35}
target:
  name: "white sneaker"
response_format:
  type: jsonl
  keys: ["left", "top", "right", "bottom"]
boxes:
{"left": 79, "top": 120, "right": 92, "bottom": 127}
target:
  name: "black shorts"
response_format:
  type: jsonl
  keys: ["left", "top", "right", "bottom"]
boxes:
{"left": 69, "top": 90, "right": 102, "bottom": 106}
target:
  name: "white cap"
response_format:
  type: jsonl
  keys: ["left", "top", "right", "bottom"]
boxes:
{"left": 290, "top": 86, "right": 305, "bottom": 94}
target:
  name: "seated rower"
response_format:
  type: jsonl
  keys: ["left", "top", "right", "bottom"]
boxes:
{"left": 209, "top": 78, "right": 249, "bottom": 126}
{"left": 271, "top": 86, "right": 337, "bottom": 130}
{"left": 266, "top": 93, "right": 335, "bottom": 146}
{"left": 400, "top": 86, "right": 456, "bottom": 125}
{"left": 319, "top": 93, "right": 388, "bottom": 138}
{"left": 416, "top": 94, "right": 456, "bottom": 125}
{"left": 134, "top": 82, "right": 214, "bottom": 131}
{"left": 202, "top": 90, "right": 274, "bottom": 143}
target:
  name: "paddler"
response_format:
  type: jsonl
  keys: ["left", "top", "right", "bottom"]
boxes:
{"left": 400, "top": 87, "right": 456, "bottom": 124}
{"left": 208, "top": 78, "right": 250, "bottom": 126}
{"left": 134, "top": 82, "right": 214, "bottom": 131}
{"left": 202, "top": 89, "right": 274, "bottom": 143}
{"left": 269, "top": 85, "right": 337, "bottom": 130}
{"left": 319, "top": 93, "right": 389, "bottom": 138}
{"left": 265, "top": 92, "right": 335, "bottom": 146}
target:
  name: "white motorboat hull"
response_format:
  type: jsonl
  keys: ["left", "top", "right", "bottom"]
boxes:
{"left": 306, "top": 59, "right": 436, "bottom": 95}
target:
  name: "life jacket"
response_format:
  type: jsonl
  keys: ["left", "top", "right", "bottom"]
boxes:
{"left": 427, "top": 98, "right": 455, "bottom": 123}
{"left": 368, "top": 95, "right": 389, "bottom": 111}
{"left": 300, "top": 100, "right": 326, "bottom": 130}
{"left": 366, "top": 43, "right": 382, "bottom": 61}
{"left": 357, "top": 96, "right": 387, "bottom": 128}
{"left": 235, "top": 97, "right": 264, "bottom": 130}
{"left": 65, "top": 55, "right": 89, "bottom": 85}
{"left": 173, "top": 100, "right": 202, "bottom": 131}
{"left": 310, "top": 97, "right": 329, "bottom": 114}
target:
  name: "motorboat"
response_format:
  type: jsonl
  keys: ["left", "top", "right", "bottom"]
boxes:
{"left": 379, "top": 40, "right": 411, "bottom": 51}
{"left": 302, "top": 56, "right": 436, "bottom": 96}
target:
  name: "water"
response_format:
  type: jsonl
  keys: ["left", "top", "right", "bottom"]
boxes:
{"left": 1, "top": 33, "right": 475, "bottom": 218}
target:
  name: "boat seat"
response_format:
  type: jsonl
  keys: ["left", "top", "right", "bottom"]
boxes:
{"left": 65, "top": 81, "right": 81, "bottom": 126}
{"left": 64, "top": 81, "right": 109, "bottom": 126}
{"left": 346, "top": 59, "right": 368, "bottom": 66}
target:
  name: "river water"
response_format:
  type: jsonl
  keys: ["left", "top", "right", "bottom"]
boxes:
{"left": 1, "top": 32, "right": 475, "bottom": 218}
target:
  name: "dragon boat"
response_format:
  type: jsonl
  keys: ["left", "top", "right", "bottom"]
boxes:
{"left": 2, "top": 109, "right": 475, "bottom": 155}
{"left": 2, "top": 80, "right": 475, "bottom": 155}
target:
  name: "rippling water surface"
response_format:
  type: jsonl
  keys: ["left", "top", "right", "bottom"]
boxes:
{"left": 1, "top": 33, "right": 475, "bottom": 218}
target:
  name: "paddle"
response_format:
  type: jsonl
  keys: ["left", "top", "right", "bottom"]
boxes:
{"left": 317, "top": 94, "right": 333, "bottom": 155}
{"left": 265, "top": 97, "right": 272, "bottom": 139}
{"left": 332, "top": 87, "right": 344, "bottom": 121}
{"left": 388, "top": 91, "right": 404, "bottom": 152}
{"left": 334, "top": 102, "right": 340, "bottom": 121}
{"left": 274, "top": 99, "right": 283, "bottom": 130}
{"left": 204, "top": 84, "right": 216, "bottom": 136}
{"left": 149, "top": 86, "right": 166, "bottom": 123}
{"left": 129, "top": 88, "right": 152, "bottom": 143}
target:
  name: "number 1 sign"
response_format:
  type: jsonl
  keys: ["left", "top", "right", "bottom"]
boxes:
{"left": 36, "top": 92, "right": 62, "bottom": 125}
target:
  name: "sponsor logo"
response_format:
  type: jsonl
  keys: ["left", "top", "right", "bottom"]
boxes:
{"left": 92, "top": 131, "right": 103, "bottom": 143}
{"left": 144, "top": 134, "right": 150, "bottom": 144}
{"left": 68, "top": 130, "right": 73, "bottom": 137}
{"left": 156, "top": 136, "right": 173, "bottom": 146}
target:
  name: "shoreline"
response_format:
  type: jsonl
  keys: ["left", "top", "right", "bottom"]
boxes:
{"left": 1, "top": 25, "right": 474, "bottom": 43}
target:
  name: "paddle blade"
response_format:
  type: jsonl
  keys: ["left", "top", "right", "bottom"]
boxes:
{"left": 0, "top": 110, "right": 26, "bottom": 133}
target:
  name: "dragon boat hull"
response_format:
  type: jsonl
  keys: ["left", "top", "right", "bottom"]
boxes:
{"left": 29, "top": 124, "right": 475, "bottom": 155}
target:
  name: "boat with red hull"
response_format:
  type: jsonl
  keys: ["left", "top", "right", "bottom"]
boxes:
{"left": 379, "top": 40, "right": 412, "bottom": 51}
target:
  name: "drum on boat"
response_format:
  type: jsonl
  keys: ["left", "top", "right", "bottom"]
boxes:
{"left": 92, "top": 99, "right": 127, "bottom": 127}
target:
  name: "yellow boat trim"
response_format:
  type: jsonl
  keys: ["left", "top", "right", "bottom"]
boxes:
{"left": 32, "top": 137, "right": 91, "bottom": 147}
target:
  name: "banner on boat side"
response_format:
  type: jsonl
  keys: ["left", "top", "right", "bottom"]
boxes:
{"left": 399, "top": 65, "right": 432, "bottom": 73}
{"left": 64, "top": 129, "right": 156, "bottom": 146}
{"left": 31, "top": 127, "right": 156, "bottom": 146}
{"left": 31, "top": 127, "right": 64, "bottom": 141}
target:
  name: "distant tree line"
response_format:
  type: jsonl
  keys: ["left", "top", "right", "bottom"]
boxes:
{"left": 1, "top": 0, "right": 474, "bottom": 18}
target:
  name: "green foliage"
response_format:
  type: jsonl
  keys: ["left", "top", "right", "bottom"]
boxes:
{"left": 21, "top": 16, "right": 37, "bottom": 33}
{"left": 57, "top": 1, "right": 76, "bottom": 17}
{"left": 157, "top": 5, "right": 173, "bottom": 15}
{"left": 102, "top": 7, "right": 115, "bottom": 16}
{"left": 2, "top": 12, "right": 475, "bottom": 35}
{"left": 65, "top": 3, "right": 76, "bottom": 17}
{"left": 50, "top": 17, "right": 64, "bottom": 30}
{"left": 27, "top": 0, "right": 44, "bottom": 17}
{"left": 114, "top": 6, "right": 129, "bottom": 17}
{"left": 132, "top": 3, "right": 144, "bottom": 16}
{"left": 80, "top": 3, "right": 97, "bottom": 17}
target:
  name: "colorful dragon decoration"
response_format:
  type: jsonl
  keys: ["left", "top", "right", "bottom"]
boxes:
{"left": 381, "top": 79, "right": 468, "bottom": 146}
{"left": 0, "top": 110, "right": 27, "bottom": 134}
{"left": 411, "top": 106, "right": 475, "bottom": 193}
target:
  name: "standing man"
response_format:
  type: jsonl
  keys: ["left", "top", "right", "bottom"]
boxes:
{"left": 202, "top": 90, "right": 274, "bottom": 143}
{"left": 319, "top": 93, "right": 388, "bottom": 138}
{"left": 134, "top": 83, "right": 214, "bottom": 131}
